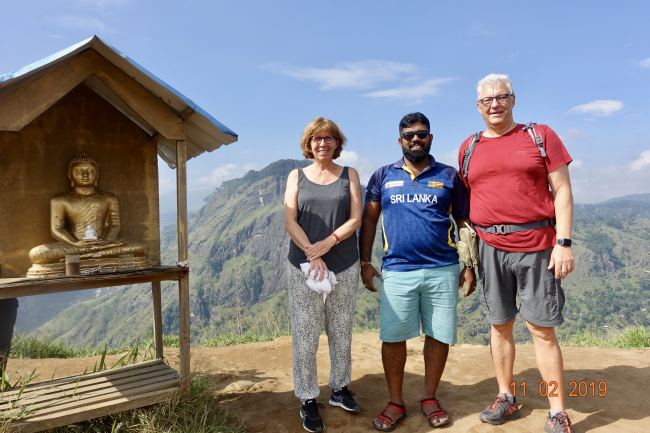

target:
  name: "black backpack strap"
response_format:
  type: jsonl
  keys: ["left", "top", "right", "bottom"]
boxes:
{"left": 462, "top": 131, "right": 482, "bottom": 178}
{"left": 522, "top": 122, "right": 547, "bottom": 158}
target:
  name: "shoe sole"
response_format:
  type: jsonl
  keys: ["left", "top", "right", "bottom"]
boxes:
{"left": 329, "top": 399, "right": 361, "bottom": 414}
{"left": 300, "top": 409, "right": 325, "bottom": 432}
{"left": 479, "top": 411, "right": 521, "bottom": 426}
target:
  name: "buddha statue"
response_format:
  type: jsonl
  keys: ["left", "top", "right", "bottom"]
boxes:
{"left": 27, "top": 152, "right": 151, "bottom": 277}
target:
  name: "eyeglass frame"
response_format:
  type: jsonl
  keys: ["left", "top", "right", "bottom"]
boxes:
{"left": 400, "top": 130, "right": 430, "bottom": 141}
{"left": 478, "top": 93, "right": 513, "bottom": 107}
{"left": 310, "top": 135, "right": 339, "bottom": 144}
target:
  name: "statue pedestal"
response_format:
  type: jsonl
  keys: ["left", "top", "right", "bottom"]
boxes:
{"left": 27, "top": 257, "right": 152, "bottom": 278}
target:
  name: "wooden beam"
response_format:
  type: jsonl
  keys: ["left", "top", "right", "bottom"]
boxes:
{"left": 0, "top": 50, "right": 96, "bottom": 131}
{"left": 152, "top": 281, "right": 164, "bottom": 359}
{"left": 176, "top": 140, "right": 191, "bottom": 395}
{"left": 92, "top": 55, "right": 185, "bottom": 140}
{"left": 0, "top": 267, "right": 183, "bottom": 300}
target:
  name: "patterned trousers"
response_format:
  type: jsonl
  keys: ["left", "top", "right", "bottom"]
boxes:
{"left": 287, "top": 261, "right": 359, "bottom": 401}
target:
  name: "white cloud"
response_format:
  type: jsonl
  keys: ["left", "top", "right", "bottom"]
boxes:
{"left": 364, "top": 78, "right": 454, "bottom": 101}
{"left": 568, "top": 100, "right": 623, "bottom": 117}
{"left": 55, "top": 15, "right": 108, "bottom": 31}
{"left": 630, "top": 150, "right": 650, "bottom": 172}
{"left": 570, "top": 150, "right": 650, "bottom": 203}
{"left": 65, "top": 0, "right": 128, "bottom": 7}
{"left": 337, "top": 150, "right": 375, "bottom": 185}
{"left": 265, "top": 60, "right": 417, "bottom": 90}
{"left": 47, "top": 34, "right": 65, "bottom": 39}
{"left": 564, "top": 128, "right": 585, "bottom": 141}
{"left": 640, "top": 57, "right": 650, "bottom": 68}
{"left": 196, "top": 163, "right": 258, "bottom": 189}
{"left": 159, "top": 175, "right": 175, "bottom": 194}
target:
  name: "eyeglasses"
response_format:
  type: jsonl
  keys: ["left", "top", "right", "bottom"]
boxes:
{"left": 311, "top": 135, "right": 337, "bottom": 144}
{"left": 400, "top": 130, "right": 430, "bottom": 141}
{"left": 478, "top": 93, "right": 512, "bottom": 107}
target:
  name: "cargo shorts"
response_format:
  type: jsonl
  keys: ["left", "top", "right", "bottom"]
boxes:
{"left": 477, "top": 240, "right": 564, "bottom": 327}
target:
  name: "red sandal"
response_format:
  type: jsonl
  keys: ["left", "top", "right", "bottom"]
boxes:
{"left": 373, "top": 401, "right": 407, "bottom": 432}
{"left": 420, "top": 398, "right": 450, "bottom": 427}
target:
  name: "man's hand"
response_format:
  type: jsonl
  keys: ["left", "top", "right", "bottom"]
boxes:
{"left": 548, "top": 244, "right": 574, "bottom": 279}
{"left": 360, "top": 263, "right": 381, "bottom": 292}
{"left": 308, "top": 257, "right": 329, "bottom": 281}
{"left": 304, "top": 236, "right": 336, "bottom": 261}
{"left": 459, "top": 266, "right": 476, "bottom": 297}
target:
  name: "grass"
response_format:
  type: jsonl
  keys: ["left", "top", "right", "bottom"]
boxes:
{"left": 563, "top": 325, "right": 650, "bottom": 348}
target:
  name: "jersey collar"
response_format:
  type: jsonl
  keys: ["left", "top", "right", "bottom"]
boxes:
{"left": 393, "top": 155, "right": 437, "bottom": 180}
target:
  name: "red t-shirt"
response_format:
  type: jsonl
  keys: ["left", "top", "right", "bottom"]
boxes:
{"left": 457, "top": 124, "right": 572, "bottom": 252}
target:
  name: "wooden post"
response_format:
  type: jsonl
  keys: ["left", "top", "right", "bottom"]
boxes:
{"left": 176, "top": 139, "right": 190, "bottom": 394}
{"left": 151, "top": 281, "right": 163, "bottom": 359}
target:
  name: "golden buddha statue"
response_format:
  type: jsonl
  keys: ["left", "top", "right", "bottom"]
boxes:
{"left": 27, "top": 153, "right": 151, "bottom": 277}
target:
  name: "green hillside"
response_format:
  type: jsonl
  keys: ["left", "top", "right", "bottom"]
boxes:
{"left": 31, "top": 160, "right": 650, "bottom": 347}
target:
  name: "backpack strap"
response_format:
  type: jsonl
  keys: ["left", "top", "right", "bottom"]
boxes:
{"left": 462, "top": 131, "right": 482, "bottom": 178}
{"left": 522, "top": 123, "right": 547, "bottom": 158}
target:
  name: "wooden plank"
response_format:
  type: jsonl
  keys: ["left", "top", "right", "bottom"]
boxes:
{"left": 6, "top": 377, "right": 180, "bottom": 420}
{"left": 9, "top": 387, "right": 178, "bottom": 433}
{"left": 1, "top": 369, "right": 178, "bottom": 410}
{"left": 152, "top": 281, "right": 164, "bottom": 359}
{"left": 0, "top": 267, "right": 182, "bottom": 300}
{"left": 92, "top": 56, "right": 185, "bottom": 140}
{"left": 0, "top": 50, "right": 96, "bottom": 131}
{"left": 176, "top": 140, "right": 191, "bottom": 395}
{"left": 1, "top": 362, "right": 168, "bottom": 398}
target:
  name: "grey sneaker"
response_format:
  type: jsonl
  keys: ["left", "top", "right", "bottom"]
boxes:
{"left": 479, "top": 393, "right": 520, "bottom": 425}
{"left": 329, "top": 386, "right": 360, "bottom": 413}
{"left": 544, "top": 411, "right": 575, "bottom": 433}
{"left": 300, "top": 399, "right": 325, "bottom": 432}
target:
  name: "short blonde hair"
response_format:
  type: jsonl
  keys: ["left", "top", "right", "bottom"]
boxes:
{"left": 476, "top": 74, "right": 514, "bottom": 101}
{"left": 300, "top": 117, "right": 347, "bottom": 160}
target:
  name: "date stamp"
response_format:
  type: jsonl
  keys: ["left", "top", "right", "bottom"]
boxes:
{"left": 509, "top": 381, "right": 607, "bottom": 397}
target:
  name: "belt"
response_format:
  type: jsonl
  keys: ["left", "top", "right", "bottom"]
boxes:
{"left": 474, "top": 218, "right": 555, "bottom": 235}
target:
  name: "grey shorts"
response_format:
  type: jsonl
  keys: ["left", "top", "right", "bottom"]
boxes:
{"left": 477, "top": 240, "right": 564, "bottom": 327}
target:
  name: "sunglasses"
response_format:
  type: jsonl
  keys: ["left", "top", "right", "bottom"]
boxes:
{"left": 400, "top": 130, "right": 430, "bottom": 141}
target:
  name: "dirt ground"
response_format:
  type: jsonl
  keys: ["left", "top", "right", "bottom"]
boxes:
{"left": 6, "top": 334, "right": 650, "bottom": 432}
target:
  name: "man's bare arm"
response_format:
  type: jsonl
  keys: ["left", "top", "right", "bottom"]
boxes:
{"left": 359, "top": 201, "right": 382, "bottom": 292}
{"left": 547, "top": 164, "right": 575, "bottom": 279}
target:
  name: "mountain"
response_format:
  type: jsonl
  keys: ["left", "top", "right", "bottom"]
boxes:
{"left": 26, "top": 161, "right": 650, "bottom": 347}
{"left": 604, "top": 193, "right": 650, "bottom": 204}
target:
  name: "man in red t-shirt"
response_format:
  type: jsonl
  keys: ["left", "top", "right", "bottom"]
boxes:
{"left": 458, "top": 74, "right": 576, "bottom": 433}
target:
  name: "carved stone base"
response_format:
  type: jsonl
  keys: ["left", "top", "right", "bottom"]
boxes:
{"left": 26, "top": 257, "right": 152, "bottom": 278}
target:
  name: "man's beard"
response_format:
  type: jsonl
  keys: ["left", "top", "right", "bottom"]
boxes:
{"left": 402, "top": 142, "right": 431, "bottom": 163}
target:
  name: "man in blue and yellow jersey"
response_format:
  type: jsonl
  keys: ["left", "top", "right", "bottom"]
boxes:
{"left": 360, "top": 112, "right": 476, "bottom": 432}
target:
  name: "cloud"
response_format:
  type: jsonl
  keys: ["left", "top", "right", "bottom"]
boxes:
{"left": 570, "top": 150, "right": 650, "bottom": 203}
{"left": 265, "top": 60, "right": 417, "bottom": 90}
{"left": 65, "top": 0, "right": 128, "bottom": 7}
{"left": 336, "top": 150, "right": 375, "bottom": 185}
{"left": 55, "top": 15, "right": 108, "bottom": 31}
{"left": 568, "top": 100, "right": 623, "bottom": 117}
{"left": 47, "top": 34, "right": 65, "bottom": 39}
{"left": 630, "top": 150, "right": 650, "bottom": 171}
{"left": 564, "top": 128, "right": 585, "bottom": 141}
{"left": 364, "top": 78, "right": 454, "bottom": 101}
{"left": 196, "top": 163, "right": 258, "bottom": 189}
{"left": 640, "top": 57, "right": 650, "bottom": 68}
{"left": 159, "top": 175, "right": 176, "bottom": 194}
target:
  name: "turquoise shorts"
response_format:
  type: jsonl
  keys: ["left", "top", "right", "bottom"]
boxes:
{"left": 379, "top": 264, "right": 460, "bottom": 344}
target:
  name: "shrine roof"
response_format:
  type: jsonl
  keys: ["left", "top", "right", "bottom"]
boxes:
{"left": 0, "top": 36, "right": 238, "bottom": 168}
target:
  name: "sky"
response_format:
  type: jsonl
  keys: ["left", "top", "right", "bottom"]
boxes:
{"left": 2, "top": 0, "right": 650, "bottom": 209}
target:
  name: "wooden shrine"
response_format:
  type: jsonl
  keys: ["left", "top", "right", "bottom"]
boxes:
{"left": 0, "top": 36, "right": 238, "bottom": 432}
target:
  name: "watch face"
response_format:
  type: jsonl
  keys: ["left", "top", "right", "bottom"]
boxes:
{"left": 557, "top": 239, "right": 572, "bottom": 246}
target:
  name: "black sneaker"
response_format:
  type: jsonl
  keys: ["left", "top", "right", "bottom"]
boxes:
{"left": 329, "top": 386, "right": 360, "bottom": 413}
{"left": 479, "top": 393, "right": 520, "bottom": 425}
{"left": 544, "top": 411, "right": 575, "bottom": 433}
{"left": 300, "top": 399, "right": 325, "bottom": 432}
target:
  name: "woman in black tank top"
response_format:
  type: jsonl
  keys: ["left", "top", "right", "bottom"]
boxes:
{"left": 284, "top": 117, "right": 363, "bottom": 431}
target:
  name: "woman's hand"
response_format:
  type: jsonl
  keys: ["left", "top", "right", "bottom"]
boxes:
{"left": 304, "top": 236, "right": 337, "bottom": 261}
{"left": 308, "top": 257, "right": 330, "bottom": 281}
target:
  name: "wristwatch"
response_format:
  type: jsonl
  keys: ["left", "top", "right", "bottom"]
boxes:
{"left": 556, "top": 238, "right": 572, "bottom": 246}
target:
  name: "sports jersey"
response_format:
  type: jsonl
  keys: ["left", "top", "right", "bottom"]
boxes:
{"left": 365, "top": 156, "right": 470, "bottom": 271}
{"left": 457, "top": 124, "right": 572, "bottom": 252}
